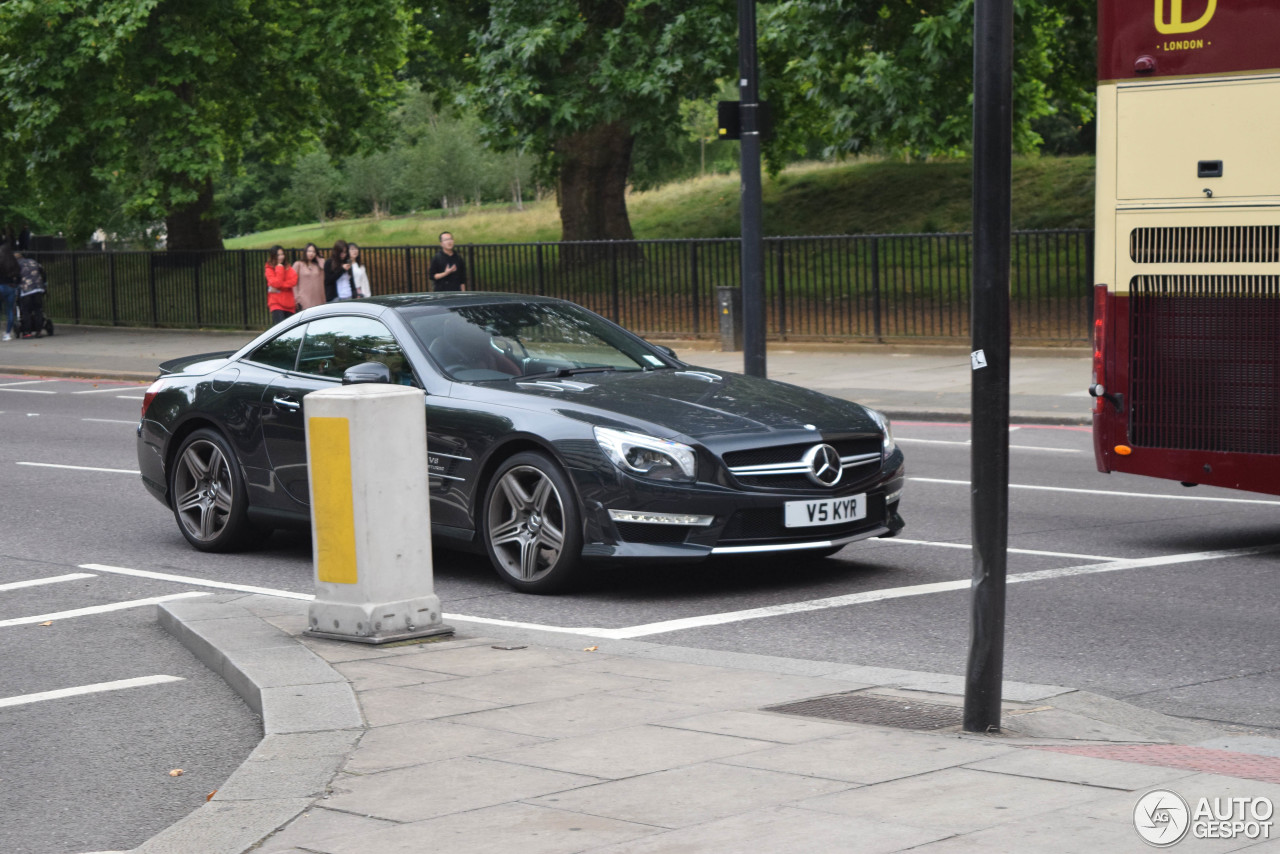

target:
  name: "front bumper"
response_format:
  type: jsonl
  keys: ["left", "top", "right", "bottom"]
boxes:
{"left": 571, "top": 463, "right": 906, "bottom": 562}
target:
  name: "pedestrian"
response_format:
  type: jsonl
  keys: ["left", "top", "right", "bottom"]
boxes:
{"left": 348, "top": 242, "right": 371, "bottom": 298}
{"left": 323, "top": 239, "right": 353, "bottom": 302}
{"left": 428, "top": 232, "right": 466, "bottom": 291}
{"left": 15, "top": 250, "right": 51, "bottom": 338}
{"left": 264, "top": 245, "right": 298, "bottom": 325}
{"left": 292, "top": 242, "right": 325, "bottom": 310}
{"left": 0, "top": 243, "right": 19, "bottom": 342}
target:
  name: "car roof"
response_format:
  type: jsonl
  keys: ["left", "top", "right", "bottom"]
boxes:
{"left": 360, "top": 292, "right": 565, "bottom": 310}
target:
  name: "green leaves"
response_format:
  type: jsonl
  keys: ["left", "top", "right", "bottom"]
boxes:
{"left": 0, "top": 0, "right": 409, "bottom": 246}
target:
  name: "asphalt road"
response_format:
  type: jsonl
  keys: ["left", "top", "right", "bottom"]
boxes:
{"left": 2, "top": 373, "right": 1279, "bottom": 853}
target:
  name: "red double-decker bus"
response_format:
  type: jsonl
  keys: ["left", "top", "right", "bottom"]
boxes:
{"left": 1091, "top": 0, "right": 1280, "bottom": 495}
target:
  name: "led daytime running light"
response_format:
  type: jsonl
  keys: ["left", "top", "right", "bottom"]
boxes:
{"left": 608, "top": 510, "right": 714, "bottom": 526}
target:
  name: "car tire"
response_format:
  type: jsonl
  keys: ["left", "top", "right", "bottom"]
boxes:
{"left": 482, "top": 451, "right": 583, "bottom": 594}
{"left": 168, "top": 428, "right": 259, "bottom": 552}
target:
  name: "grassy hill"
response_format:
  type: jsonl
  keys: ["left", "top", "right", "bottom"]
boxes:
{"left": 226, "top": 155, "right": 1094, "bottom": 250}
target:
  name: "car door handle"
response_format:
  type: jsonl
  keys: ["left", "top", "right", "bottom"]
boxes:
{"left": 272, "top": 396, "right": 301, "bottom": 412}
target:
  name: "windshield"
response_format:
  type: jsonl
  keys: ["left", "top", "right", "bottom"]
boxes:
{"left": 402, "top": 301, "right": 671, "bottom": 382}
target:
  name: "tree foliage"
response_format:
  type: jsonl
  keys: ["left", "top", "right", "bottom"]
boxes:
{"left": 0, "top": 0, "right": 409, "bottom": 248}
{"left": 464, "top": 0, "right": 737, "bottom": 240}
{"left": 758, "top": 0, "right": 1096, "bottom": 164}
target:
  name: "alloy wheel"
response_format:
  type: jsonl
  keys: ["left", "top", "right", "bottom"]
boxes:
{"left": 486, "top": 464, "right": 568, "bottom": 582}
{"left": 173, "top": 439, "right": 235, "bottom": 543}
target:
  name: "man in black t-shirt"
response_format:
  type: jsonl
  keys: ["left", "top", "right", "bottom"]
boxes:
{"left": 428, "top": 232, "right": 467, "bottom": 291}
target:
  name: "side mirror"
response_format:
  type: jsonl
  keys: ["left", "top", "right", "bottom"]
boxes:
{"left": 654, "top": 344, "right": 677, "bottom": 359}
{"left": 342, "top": 361, "right": 393, "bottom": 385}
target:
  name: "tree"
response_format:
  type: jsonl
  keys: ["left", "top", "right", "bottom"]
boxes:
{"left": 0, "top": 0, "right": 408, "bottom": 249}
{"left": 287, "top": 152, "right": 342, "bottom": 224}
{"left": 758, "top": 0, "right": 1096, "bottom": 164}
{"left": 465, "top": 0, "right": 736, "bottom": 242}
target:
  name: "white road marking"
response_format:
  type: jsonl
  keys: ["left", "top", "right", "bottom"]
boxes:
{"left": 84, "top": 537, "right": 1277, "bottom": 641}
{"left": 0, "top": 592, "right": 208, "bottom": 628}
{"left": 897, "top": 437, "right": 1079, "bottom": 453}
{"left": 80, "top": 564, "right": 315, "bottom": 601}
{"left": 0, "top": 675, "right": 185, "bottom": 709}
{"left": 882, "top": 538, "right": 1121, "bottom": 561}
{"left": 17, "top": 462, "right": 140, "bottom": 474}
{"left": 0, "top": 387, "right": 56, "bottom": 394}
{"left": 116, "top": 395, "right": 145, "bottom": 401}
{"left": 0, "top": 380, "right": 52, "bottom": 388}
{"left": 910, "top": 477, "right": 1280, "bottom": 506}
{"left": 444, "top": 543, "right": 1280, "bottom": 639}
{"left": 73, "top": 386, "right": 144, "bottom": 394}
{"left": 82, "top": 418, "right": 139, "bottom": 425}
{"left": 0, "top": 573, "right": 96, "bottom": 592}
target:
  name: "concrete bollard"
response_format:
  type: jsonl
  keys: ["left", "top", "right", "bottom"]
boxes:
{"left": 302, "top": 383, "right": 452, "bottom": 644}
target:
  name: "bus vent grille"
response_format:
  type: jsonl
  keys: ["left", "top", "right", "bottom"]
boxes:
{"left": 1130, "top": 275, "right": 1280, "bottom": 454}
{"left": 1130, "top": 226, "right": 1280, "bottom": 263}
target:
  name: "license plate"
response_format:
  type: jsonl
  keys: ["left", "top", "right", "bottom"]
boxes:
{"left": 784, "top": 494, "right": 867, "bottom": 528}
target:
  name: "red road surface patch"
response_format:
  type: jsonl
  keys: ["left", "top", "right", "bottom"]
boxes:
{"left": 1028, "top": 744, "right": 1280, "bottom": 784}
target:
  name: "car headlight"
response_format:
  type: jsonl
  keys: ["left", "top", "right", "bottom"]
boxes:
{"left": 865, "top": 408, "right": 896, "bottom": 457}
{"left": 593, "top": 426, "right": 697, "bottom": 483}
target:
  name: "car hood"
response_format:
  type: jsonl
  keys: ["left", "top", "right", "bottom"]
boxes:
{"left": 485, "top": 367, "right": 878, "bottom": 441}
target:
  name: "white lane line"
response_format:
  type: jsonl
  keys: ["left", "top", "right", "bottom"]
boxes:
{"left": 910, "top": 477, "right": 1280, "bottom": 506}
{"left": 448, "top": 543, "right": 1280, "bottom": 639}
{"left": 80, "top": 564, "right": 316, "bottom": 601}
{"left": 87, "top": 539, "right": 1277, "bottom": 641}
{"left": 0, "top": 592, "right": 208, "bottom": 628}
{"left": 0, "top": 387, "right": 56, "bottom": 394}
{"left": 0, "top": 675, "right": 185, "bottom": 709}
{"left": 116, "top": 395, "right": 145, "bottom": 400}
{"left": 897, "top": 438, "right": 1080, "bottom": 453}
{"left": 0, "top": 573, "right": 96, "bottom": 592}
{"left": 882, "top": 538, "right": 1122, "bottom": 561}
{"left": 17, "top": 462, "right": 140, "bottom": 474}
{"left": 0, "top": 380, "right": 52, "bottom": 388}
{"left": 73, "top": 386, "right": 144, "bottom": 394}
{"left": 83, "top": 418, "right": 139, "bottom": 425}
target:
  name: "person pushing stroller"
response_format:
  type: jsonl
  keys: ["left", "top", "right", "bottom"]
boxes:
{"left": 15, "top": 252, "right": 53, "bottom": 338}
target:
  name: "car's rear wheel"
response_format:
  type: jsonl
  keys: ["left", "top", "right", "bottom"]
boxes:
{"left": 482, "top": 451, "right": 583, "bottom": 593}
{"left": 169, "top": 428, "right": 258, "bottom": 552}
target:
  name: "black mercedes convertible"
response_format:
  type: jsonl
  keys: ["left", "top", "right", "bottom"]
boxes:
{"left": 137, "top": 293, "right": 905, "bottom": 592}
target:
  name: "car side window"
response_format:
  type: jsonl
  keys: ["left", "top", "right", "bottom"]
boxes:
{"left": 297, "top": 316, "right": 416, "bottom": 384}
{"left": 249, "top": 323, "right": 307, "bottom": 371}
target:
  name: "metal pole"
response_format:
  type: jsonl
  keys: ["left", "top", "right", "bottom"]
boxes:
{"left": 738, "top": 0, "right": 766, "bottom": 377}
{"left": 964, "top": 0, "right": 1014, "bottom": 734}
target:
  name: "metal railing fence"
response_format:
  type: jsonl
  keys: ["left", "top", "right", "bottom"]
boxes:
{"left": 28, "top": 229, "right": 1093, "bottom": 342}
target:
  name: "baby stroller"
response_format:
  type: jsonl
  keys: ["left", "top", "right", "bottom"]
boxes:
{"left": 16, "top": 256, "right": 54, "bottom": 339}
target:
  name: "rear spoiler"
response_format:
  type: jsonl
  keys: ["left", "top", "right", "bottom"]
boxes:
{"left": 158, "top": 351, "right": 236, "bottom": 376}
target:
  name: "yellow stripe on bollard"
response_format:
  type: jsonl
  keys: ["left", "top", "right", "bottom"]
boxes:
{"left": 309, "top": 416, "right": 358, "bottom": 584}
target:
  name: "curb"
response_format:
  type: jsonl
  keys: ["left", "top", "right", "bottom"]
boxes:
{"left": 141, "top": 596, "right": 363, "bottom": 854}
{"left": 0, "top": 364, "right": 155, "bottom": 382}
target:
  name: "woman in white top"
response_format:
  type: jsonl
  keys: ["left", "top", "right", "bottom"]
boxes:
{"left": 348, "top": 242, "right": 372, "bottom": 298}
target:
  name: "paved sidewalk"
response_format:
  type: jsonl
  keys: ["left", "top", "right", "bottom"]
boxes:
{"left": 141, "top": 595, "right": 1280, "bottom": 854}
{"left": 0, "top": 324, "right": 1093, "bottom": 424}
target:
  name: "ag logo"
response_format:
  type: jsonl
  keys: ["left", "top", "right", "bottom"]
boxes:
{"left": 1134, "top": 790, "right": 1191, "bottom": 847}
{"left": 1155, "top": 0, "right": 1216, "bottom": 34}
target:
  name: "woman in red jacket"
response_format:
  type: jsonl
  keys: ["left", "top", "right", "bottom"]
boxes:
{"left": 264, "top": 245, "right": 298, "bottom": 325}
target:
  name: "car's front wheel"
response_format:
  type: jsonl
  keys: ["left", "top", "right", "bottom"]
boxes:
{"left": 482, "top": 451, "right": 583, "bottom": 593}
{"left": 169, "top": 428, "right": 258, "bottom": 552}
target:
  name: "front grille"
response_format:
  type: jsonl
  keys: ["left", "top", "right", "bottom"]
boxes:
{"left": 1129, "top": 275, "right": 1280, "bottom": 454}
{"left": 614, "top": 522, "right": 690, "bottom": 544}
{"left": 1130, "top": 226, "right": 1280, "bottom": 264}
{"left": 722, "top": 437, "right": 880, "bottom": 469}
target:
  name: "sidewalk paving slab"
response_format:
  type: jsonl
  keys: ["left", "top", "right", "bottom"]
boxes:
{"left": 139, "top": 593, "right": 1280, "bottom": 854}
